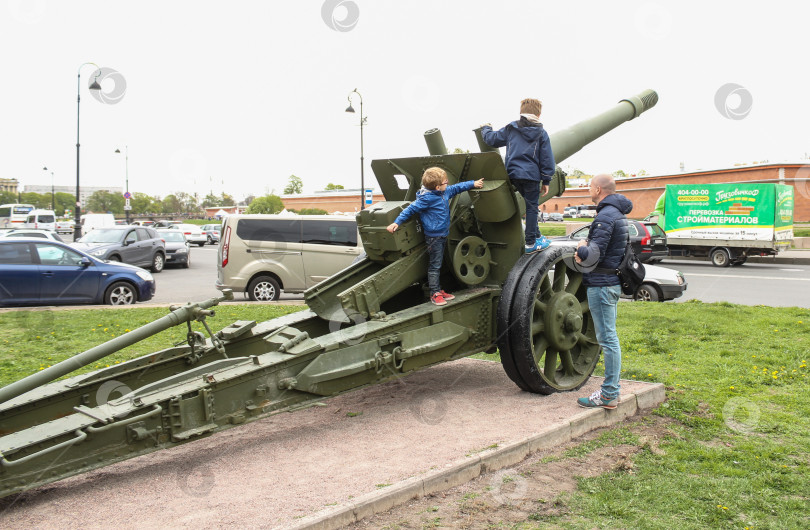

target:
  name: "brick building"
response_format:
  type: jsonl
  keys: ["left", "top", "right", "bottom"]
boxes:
{"left": 542, "top": 163, "right": 810, "bottom": 222}
{"left": 281, "top": 189, "right": 385, "bottom": 214}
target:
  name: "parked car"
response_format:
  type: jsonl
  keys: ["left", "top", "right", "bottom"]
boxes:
{"left": 545, "top": 212, "right": 564, "bottom": 222}
{"left": 0, "top": 239, "right": 155, "bottom": 306}
{"left": 172, "top": 224, "right": 207, "bottom": 246}
{"left": 201, "top": 224, "right": 221, "bottom": 245}
{"left": 0, "top": 229, "right": 65, "bottom": 242}
{"left": 55, "top": 219, "right": 75, "bottom": 234}
{"left": 626, "top": 263, "right": 687, "bottom": 302}
{"left": 157, "top": 229, "right": 191, "bottom": 268}
{"left": 552, "top": 220, "right": 668, "bottom": 264}
{"left": 71, "top": 226, "right": 166, "bottom": 272}
{"left": 216, "top": 215, "right": 363, "bottom": 301}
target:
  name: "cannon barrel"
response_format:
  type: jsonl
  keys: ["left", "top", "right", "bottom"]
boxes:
{"left": 0, "top": 290, "right": 234, "bottom": 405}
{"left": 548, "top": 89, "right": 658, "bottom": 164}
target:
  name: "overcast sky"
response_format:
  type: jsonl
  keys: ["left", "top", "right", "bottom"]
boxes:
{"left": 1, "top": 1, "right": 808, "bottom": 204}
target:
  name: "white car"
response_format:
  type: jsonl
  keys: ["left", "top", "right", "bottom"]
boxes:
{"left": 0, "top": 229, "right": 66, "bottom": 242}
{"left": 627, "top": 263, "right": 687, "bottom": 302}
{"left": 172, "top": 224, "right": 207, "bottom": 246}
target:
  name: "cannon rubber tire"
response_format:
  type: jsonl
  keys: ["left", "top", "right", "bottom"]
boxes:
{"left": 711, "top": 248, "right": 731, "bottom": 267}
{"left": 248, "top": 275, "right": 281, "bottom": 302}
{"left": 496, "top": 253, "right": 543, "bottom": 392}
{"left": 508, "top": 245, "right": 601, "bottom": 394}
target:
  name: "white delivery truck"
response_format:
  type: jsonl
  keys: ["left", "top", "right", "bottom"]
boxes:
{"left": 650, "top": 183, "right": 794, "bottom": 266}
{"left": 80, "top": 213, "right": 116, "bottom": 236}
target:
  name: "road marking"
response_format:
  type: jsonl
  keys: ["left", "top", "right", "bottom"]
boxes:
{"left": 687, "top": 273, "right": 810, "bottom": 281}
{"left": 779, "top": 268, "right": 803, "bottom": 272}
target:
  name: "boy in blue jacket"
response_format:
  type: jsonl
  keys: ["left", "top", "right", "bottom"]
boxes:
{"left": 387, "top": 167, "right": 484, "bottom": 306}
{"left": 481, "top": 98, "right": 556, "bottom": 253}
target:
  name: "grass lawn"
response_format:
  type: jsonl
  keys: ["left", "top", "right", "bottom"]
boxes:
{"left": 1, "top": 301, "right": 808, "bottom": 527}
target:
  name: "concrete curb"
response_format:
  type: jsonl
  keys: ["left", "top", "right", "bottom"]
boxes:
{"left": 288, "top": 382, "right": 666, "bottom": 530}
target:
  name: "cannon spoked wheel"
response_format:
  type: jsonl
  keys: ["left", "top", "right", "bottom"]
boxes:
{"left": 451, "top": 235, "right": 491, "bottom": 286}
{"left": 498, "top": 245, "right": 601, "bottom": 394}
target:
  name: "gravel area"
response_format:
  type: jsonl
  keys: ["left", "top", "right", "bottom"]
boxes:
{"left": 0, "top": 358, "right": 654, "bottom": 529}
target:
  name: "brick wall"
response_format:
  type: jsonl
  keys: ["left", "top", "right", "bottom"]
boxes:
{"left": 541, "top": 164, "right": 810, "bottom": 222}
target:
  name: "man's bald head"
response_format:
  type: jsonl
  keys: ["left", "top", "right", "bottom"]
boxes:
{"left": 591, "top": 174, "right": 616, "bottom": 194}
{"left": 589, "top": 173, "right": 616, "bottom": 205}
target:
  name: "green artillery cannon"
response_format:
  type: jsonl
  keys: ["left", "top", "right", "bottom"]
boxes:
{"left": 0, "top": 90, "right": 658, "bottom": 498}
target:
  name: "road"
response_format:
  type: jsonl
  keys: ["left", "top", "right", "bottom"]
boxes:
{"left": 151, "top": 247, "right": 810, "bottom": 308}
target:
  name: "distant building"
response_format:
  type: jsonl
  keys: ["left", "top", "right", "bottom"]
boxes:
{"left": 203, "top": 206, "right": 247, "bottom": 218}
{"left": 24, "top": 184, "right": 122, "bottom": 207}
{"left": 281, "top": 188, "right": 385, "bottom": 214}
{"left": 0, "top": 178, "right": 19, "bottom": 194}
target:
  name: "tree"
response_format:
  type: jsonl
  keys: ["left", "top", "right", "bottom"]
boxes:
{"left": 324, "top": 183, "right": 344, "bottom": 190}
{"left": 243, "top": 194, "right": 256, "bottom": 206}
{"left": 201, "top": 192, "right": 219, "bottom": 209}
{"left": 220, "top": 192, "right": 235, "bottom": 206}
{"left": 451, "top": 147, "right": 470, "bottom": 154}
{"left": 297, "top": 208, "right": 328, "bottom": 215}
{"left": 86, "top": 190, "right": 123, "bottom": 214}
{"left": 161, "top": 194, "right": 182, "bottom": 214}
{"left": 283, "top": 175, "right": 303, "bottom": 195}
{"left": 0, "top": 191, "right": 17, "bottom": 204}
{"left": 569, "top": 169, "right": 586, "bottom": 178}
{"left": 130, "top": 192, "right": 158, "bottom": 215}
{"left": 54, "top": 192, "right": 75, "bottom": 216}
{"left": 612, "top": 170, "right": 628, "bottom": 179}
{"left": 245, "top": 194, "right": 284, "bottom": 214}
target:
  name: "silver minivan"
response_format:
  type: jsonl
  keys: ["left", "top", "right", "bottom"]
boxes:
{"left": 216, "top": 215, "right": 363, "bottom": 301}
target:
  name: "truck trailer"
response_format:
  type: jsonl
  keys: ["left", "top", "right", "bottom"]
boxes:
{"left": 650, "top": 183, "right": 794, "bottom": 266}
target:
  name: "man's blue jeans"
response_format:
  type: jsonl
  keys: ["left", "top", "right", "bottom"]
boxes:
{"left": 425, "top": 235, "right": 446, "bottom": 295}
{"left": 587, "top": 285, "right": 622, "bottom": 399}
{"left": 511, "top": 179, "right": 540, "bottom": 245}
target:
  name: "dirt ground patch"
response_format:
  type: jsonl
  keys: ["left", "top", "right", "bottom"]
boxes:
{"left": 348, "top": 415, "right": 674, "bottom": 529}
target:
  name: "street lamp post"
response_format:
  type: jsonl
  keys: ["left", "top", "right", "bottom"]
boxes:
{"left": 345, "top": 89, "right": 366, "bottom": 211}
{"left": 42, "top": 166, "right": 54, "bottom": 210}
{"left": 75, "top": 62, "right": 102, "bottom": 241}
{"left": 115, "top": 146, "right": 129, "bottom": 223}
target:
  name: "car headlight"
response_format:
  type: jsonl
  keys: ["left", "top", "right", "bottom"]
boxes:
{"left": 175, "top": 247, "right": 187, "bottom": 253}
{"left": 91, "top": 249, "right": 107, "bottom": 257}
{"left": 136, "top": 270, "right": 154, "bottom": 281}
{"left": 676, "top": 272, "right": 685, "bottom": 285}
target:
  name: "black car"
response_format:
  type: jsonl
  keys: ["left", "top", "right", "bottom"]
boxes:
{"left": 553, "top": 220, "right": 668, "bottom": 264}
{"left": 70, "top": 226, "right": 167, "bottom": 272}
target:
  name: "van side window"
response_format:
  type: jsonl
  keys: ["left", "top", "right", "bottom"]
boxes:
{"left": 236, "top": 219, "right": 301, "bottom": 242}
{"left": 302, "top": 220, "right": 357, "bottom": 247}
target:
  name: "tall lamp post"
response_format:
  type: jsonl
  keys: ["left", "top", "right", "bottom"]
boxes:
{"left": 75, "top": 62, "right": 102, "bottom": 241}
{"left": 115, "top": 146, "right": 129, "bottom": 223}
{"left": 42, "top": 166, "right": 54, "bottom": 210}
{"left": 345, "top": 89, "right": 366, "bottom": 211}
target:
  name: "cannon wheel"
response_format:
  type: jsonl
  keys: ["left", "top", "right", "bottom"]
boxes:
{"left": 499, "top": 246, "right": 601, "bottom": 394}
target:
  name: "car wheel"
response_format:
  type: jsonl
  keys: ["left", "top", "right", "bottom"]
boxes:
{"left": 207, "top": 235, "right": 213, "bottom": 244}
{"left": 182, "top": 252, "right": 191, "bottom": 269}
{"left": 248, "top": 275, "right": 280, "bottom": 302}
{"left": 634, "top": 283, "right": 661, "bottom": 302}
{"left": 710, "top": 248, "right": 731, "bottom": 267}
{"left": 108, "top": 255, "right": 121, "bottom": 262}
{"left": 197, "top": 242, "right": 205, "bottom": 247}
{"left": 105, "top": 281, "right": 137, "bottom": 305}
{"left": 151, "top": 252, "right": 165, "bottom": 273}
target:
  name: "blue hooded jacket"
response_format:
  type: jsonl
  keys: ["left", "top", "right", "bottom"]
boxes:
{"left": 393, "top": 181, "right": 476, "bottom": 237}
{"left": 481, "top": 119, "right": 555, "bottom": 183}
{"left": 581, "top": 193, "right": 634, "bottom": 287}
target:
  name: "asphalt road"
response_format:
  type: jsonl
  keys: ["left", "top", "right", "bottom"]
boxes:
{"left": 151, "top": 247, "right": 810, "bottom": 308}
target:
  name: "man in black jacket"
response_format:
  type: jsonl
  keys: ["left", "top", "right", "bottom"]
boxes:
{"left": 574, "top": 174, "right": 633, "bottom": 409}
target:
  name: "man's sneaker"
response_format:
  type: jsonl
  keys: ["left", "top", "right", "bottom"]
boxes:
{"left": 525, "top": 236, "right": 551, "bottom": 254}
{"left": 438, "top": 290, "right": 455, "bottom": 301}
{"left": 430, "top": 292, "right": 447, "bottom": 306}
{"left": 577, "top": 390, "right": 618, "bottom": 410}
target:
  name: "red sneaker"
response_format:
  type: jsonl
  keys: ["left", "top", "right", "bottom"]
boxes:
{"left": 439, "top": 290, "right": 455, "bottom": 301}
{"left": 430, "top": 292, "right": 447, "bottom": 306}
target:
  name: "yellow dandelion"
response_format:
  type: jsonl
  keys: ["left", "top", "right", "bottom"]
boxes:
{"left": 104, "top": 328, "right": 108, "bottom": 332}
{"left": 730, "top": 386, "right": 734, "bottom": 390}
{"left": 648, "top": 373, "right": 652, "bottom": 376}
{"left": 722, "top": 506, "right": 728, "bottom": 510}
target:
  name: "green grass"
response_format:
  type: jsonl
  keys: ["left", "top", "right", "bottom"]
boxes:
{"left": 793, "top": 228, "right": 809, "bottom": 237}
{"left": 1, "top": 302, "right": 808, "bottom": 528}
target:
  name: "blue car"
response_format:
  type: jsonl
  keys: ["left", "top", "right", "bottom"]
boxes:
{"left": 0, "top": 239, "right": 155, "bottom": 306}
